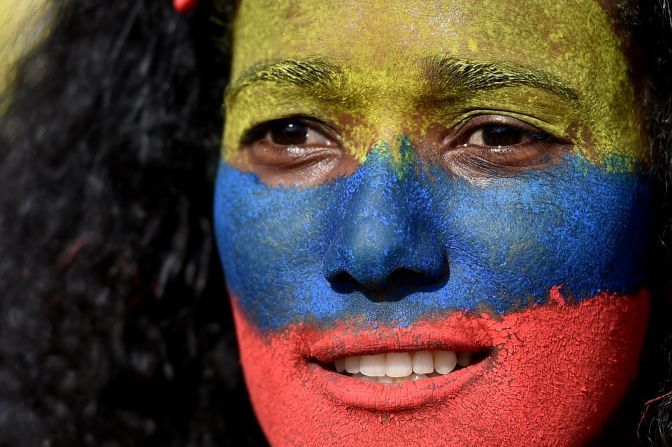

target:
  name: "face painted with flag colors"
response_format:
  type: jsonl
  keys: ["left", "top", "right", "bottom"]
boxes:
{"left": 214, "top": 0, "right": 652, "bottom": 444}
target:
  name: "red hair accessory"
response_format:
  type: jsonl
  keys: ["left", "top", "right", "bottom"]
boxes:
{"left": 173, "top": 0, "right": 199, "bottom": 13}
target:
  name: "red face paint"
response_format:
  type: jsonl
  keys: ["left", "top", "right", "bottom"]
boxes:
{"left": 231, "top": 289, "right": 649, "bottom": 446}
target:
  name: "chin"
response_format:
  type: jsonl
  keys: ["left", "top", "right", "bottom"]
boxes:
{"left": 230, "top": 288, "right": 649, "bottom": 447}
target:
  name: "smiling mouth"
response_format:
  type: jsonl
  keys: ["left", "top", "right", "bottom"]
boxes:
{"left": 301, "top": 322, "right": 494, "bottom": 410}
{"left": 325, "top": 350, "right": 485, "bottom": 384}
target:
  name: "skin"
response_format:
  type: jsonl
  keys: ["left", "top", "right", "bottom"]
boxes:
{"left": 214, "top": 0, "right": 652, "bottom": 445}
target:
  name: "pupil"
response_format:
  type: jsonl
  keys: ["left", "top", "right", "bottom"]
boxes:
{"left": 482, "top": 125, "right": 523, "bottom": 147}
{"left": 270, "top": 121, "right": 309, "bottom": 145}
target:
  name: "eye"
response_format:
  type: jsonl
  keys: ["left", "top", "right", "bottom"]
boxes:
{"left": 442, "top": 115, "right": 569, "bottom": 177}
{"left": 235, "top": 117, "right": 356, "bottom": 187}
{"left": 465, "top": 124, "right": 549, "bottom": 148}
{"left": 242, "top": 118, "right": 335, "bottom": 148}
{"left": 270, "top": 121, "right": 310, "bottom": 145}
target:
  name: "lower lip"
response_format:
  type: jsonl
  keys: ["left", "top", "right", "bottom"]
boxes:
{"left": 308, "top": 358, "right": 491, "bottom": 411}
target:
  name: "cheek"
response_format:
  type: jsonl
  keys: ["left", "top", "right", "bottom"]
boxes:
{"left": 232, "top": 289, "right": 649, "bottom": 446}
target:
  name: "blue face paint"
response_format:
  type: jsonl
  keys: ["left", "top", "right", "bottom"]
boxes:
{"left": 214, "top": 143, "right": 651, "bottom": 333}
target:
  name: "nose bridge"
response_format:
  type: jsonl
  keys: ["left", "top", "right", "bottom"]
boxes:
{"left": 342, "top": 151, "right": 412, "bottom": 281}
{"left": 323, "top": 145, "right": 447, "bottom": 293}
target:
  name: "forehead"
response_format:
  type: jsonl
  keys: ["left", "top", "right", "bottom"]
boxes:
{"left": 229, "top": 0, "right": 643, "bottom": 165}
{"left": 232, "top": 0, "right": 623, "bottom": 82}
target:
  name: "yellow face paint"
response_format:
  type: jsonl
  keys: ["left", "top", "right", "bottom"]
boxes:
{"left": 224, "top": 0, "right": 644, "bottom": 172}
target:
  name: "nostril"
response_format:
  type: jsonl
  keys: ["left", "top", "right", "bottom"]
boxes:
{"left": 330, "top": 271, "right": 355, "bottom": 284}
{"left": 327, "top": 266, "right": 444, "bottom": 295}
{"left": 387, "top": 267, "right": 432, "bottom": 288}
{"left": 327, "top": 271, "right": 358, "bottom": 293}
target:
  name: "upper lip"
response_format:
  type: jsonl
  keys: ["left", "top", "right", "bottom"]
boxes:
{"left": 305, "top": 322, "right": 494, "bottom": 363}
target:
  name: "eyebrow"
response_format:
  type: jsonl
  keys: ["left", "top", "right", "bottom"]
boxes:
{"left": 224, "top": 58, "right": 357, "bottom": 109}
{"left": 423, "top": 56, "right": 580, "bottom": 102}
{"left": 225, "top": 56, "right": 580, "bottom": 109}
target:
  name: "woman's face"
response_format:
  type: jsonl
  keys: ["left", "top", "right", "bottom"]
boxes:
{"left": 215, "top": 0, "right": 652, "bottom": 445}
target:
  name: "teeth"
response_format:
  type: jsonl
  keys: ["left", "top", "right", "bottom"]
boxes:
{"left": 334, "top": 350, "right": 477, "bottom": 383}
{"left": 386, "top": 352, "right": 413, "bottom": 377}
{"left": 360, "top": 354, "right": 386, "bottom": 377}
{"left": 352, "top": 373, "right": 377, "bottom": 382}
{"left": 457, "top": 351, "right": 472, "bottom": 367}
{"left": 344, "top": 356, "right": 361, "bottom": 374}
{"left": 412, "top": 351, "right": 434, "bottom": 374}
{"left": 434, "top": 350, "right": 457, "bottom": 374}
{"left": 394, "top": 373, "right": 427, "bottom": 384}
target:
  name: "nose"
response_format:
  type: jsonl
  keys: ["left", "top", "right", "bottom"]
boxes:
{"left": 322, "top": 149, "right": 448, "bottom": 297}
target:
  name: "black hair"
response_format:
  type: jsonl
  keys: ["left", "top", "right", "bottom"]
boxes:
{"left": 0, "top": 0, "right": 671, "bottom": 446}
{"left": 0, "top": 0, "right": 264, "bottom": 445}
{"left": 628, "top": 1, "right": 672, "bottom": 445}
